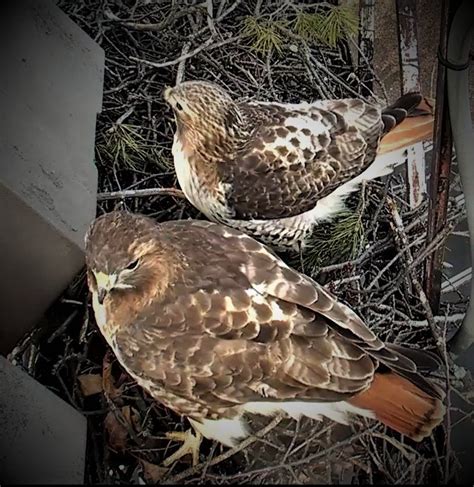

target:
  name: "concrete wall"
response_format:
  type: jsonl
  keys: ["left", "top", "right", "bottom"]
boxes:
{"left": 0, "top": 356, "right": 87, "bottom": 484}
{"left": 0, "top": 0, "right": 104, "bottom": 353}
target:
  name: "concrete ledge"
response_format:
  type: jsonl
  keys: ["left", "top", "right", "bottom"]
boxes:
{"left": 0, "top": 356, "right": 87, "bottom": 484}
{"left": 0, "top": 0, "right": 104, "bottom": 353}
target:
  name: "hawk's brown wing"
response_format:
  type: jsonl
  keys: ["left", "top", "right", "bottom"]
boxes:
{"left": 222, "top": 99, "right": 383, "bottom": 220}
{"left": 113, "top": 220, "right": 438, "bottom": 416}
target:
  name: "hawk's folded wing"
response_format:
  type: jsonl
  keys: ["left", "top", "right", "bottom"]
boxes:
{"left": 114, "top": 220, "right": 441, "bottom": 415}
{"left": 223, "top": 94, "right": 432, "bottom": 221}
{"left": 223, "top": 99, "right": 381, "bottom": 220}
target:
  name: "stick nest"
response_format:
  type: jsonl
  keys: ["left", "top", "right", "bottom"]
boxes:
{"left": 8, "top": 0, "right": 472, "bottom": 484}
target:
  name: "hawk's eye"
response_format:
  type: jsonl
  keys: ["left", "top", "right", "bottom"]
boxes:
{"left": 175, "top": 101, "right": 183, "bottom": 111}
{"left": 125, "top": 259, "right": 140, "bottom": 271}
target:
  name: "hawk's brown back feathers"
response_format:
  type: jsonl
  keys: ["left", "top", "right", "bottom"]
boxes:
{"left": 85, "top": 211, "right": 444, "bottom": 444}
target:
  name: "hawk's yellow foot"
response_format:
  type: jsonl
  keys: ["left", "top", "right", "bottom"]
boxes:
{"left": 162, "top": 429, "right": 202, "bottom": 467}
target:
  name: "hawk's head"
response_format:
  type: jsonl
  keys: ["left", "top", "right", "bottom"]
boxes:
{"left": 163, "top": 80, "right": 244, "bottom": 136}
{"left": 84, "top": 211, "right": 167, "bottom": 304}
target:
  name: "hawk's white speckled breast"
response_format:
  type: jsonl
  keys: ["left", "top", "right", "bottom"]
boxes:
{"left": 172, "top": 135, "right": 229, "bottom": 221}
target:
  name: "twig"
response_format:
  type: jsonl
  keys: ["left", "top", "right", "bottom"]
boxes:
{"left": 199, "top": 442, "right": 217, "bottom": 481}
{"left": 442, "top": 311, "right": 452, "bottom": 484}
{"left": 317, "top": 238, "right": 391, "bottom": 274}
{"left": 386, "top": 196, "right": 443, "bottom": 355}
{"left": 47, "top": 310, "right": 80, "bottom": 344}
{"left": 280, "top": 418, "right": 300, "bottom": 464}
{"left": 161, "top": 414, "right": 284, "bottom": 484}
{"left": 114, "top": 106, "right": 135, "bottom": 126}
{"left": 409, "top": 217, "right": 462, "bottom": 271}
{"left": 208, "top": 427, "right": 375, "bottom": 482}
{"left": 305, "top": 46, "right": 367, "bottom": 99}
{"left": 131, "top": 37, "right": 215, "bottom": 68}
{"left": 215, "top": 0, "right": 242, "bottom": 24}
{"left": 61, "top": 298, "right": 84, "bottom": 306}
{"left": 367, "top": 233, "right": 425, "bottom": 290}
{"left": 401, "top": 313, "right": 466, "bottom": 329}
{"left": 217, "top": 0, "right": 228, "bottom": 18}
{"left": 97, "top": 188, "right": 185, "bottom": 201}
{"left": 184, "top": 0, "right": 243, "bottom": 40}
{"left": 284, "top": 423, "right": 333, "bottom": 459}
{"left": 373, "top": 213, "right": 464, "bottom": 305}
{"left": 103, "top": 5, "right": 205, "bottom": 31}
{"left": 131, "top": 35, "right": 242, "bottom": 69}
{"left": 348, "top": 37, "right": 388, "bottom": 104}
{"left": 302, "top": 46, "right": 331, "bottom": 99}
{"left": 206, "top": 0, "right": 217, "bottom": 35}
{"left": 176, "top": 42, "right": 191, "bottom": 84}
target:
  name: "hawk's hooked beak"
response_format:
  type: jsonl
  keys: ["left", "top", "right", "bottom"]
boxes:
{"left": 94, "top": 271, "right": 115, "bottom": 305}
{"left": 97, "top": 288, "right": 107, "bottom": 305}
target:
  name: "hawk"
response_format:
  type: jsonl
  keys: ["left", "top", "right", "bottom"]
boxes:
{"left": 85, "top": 211, "right": 445, "bottom": 466}
{"left": 164, "top": 80, "right": 433, "bottom": 250}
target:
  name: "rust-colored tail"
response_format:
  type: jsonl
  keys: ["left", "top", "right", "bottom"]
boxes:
{"left": 378, "top": 94, "right": 435, "bottom": 155}
{"left": 349, "top": 372, "right": 445, "bottom": 441}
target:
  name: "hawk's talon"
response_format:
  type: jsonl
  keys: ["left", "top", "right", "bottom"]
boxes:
{"left": 162, "top": 429, "right": 202, "bottom": 467}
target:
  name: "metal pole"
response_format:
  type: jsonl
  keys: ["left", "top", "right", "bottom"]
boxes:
{"left": 446, "top": 0, "right": 474, "bottom": 358}
{"left": 424, "top": 0, "right": 453, "bottom": 313}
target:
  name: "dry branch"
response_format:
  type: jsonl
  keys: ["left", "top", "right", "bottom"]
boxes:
{"left": 97, "top": 188, "right": 185, "bottom": 201}
{"left": 386, "top": 196, "right": 443, "bottom": 355}
{"left": 162, "top": 414, "right": 284, "bottom": 484}
{"left": 130, "top": 35, "right": 242, "bottom": 69}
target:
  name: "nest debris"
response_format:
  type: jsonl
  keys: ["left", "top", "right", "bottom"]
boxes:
{"left": 8, "top": 0, "right": 472, "bottom": 484}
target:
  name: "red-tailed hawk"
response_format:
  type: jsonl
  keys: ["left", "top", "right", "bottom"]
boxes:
{"left": 85, "top": 211, "right": 445, "bottom": 466}
{"left": 164, "top": 81, "right": 433, "bottom": 250}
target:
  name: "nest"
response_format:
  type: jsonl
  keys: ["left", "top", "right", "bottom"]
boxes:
{"left": 8, "top": 0, "right": 472, "bottom": 484}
